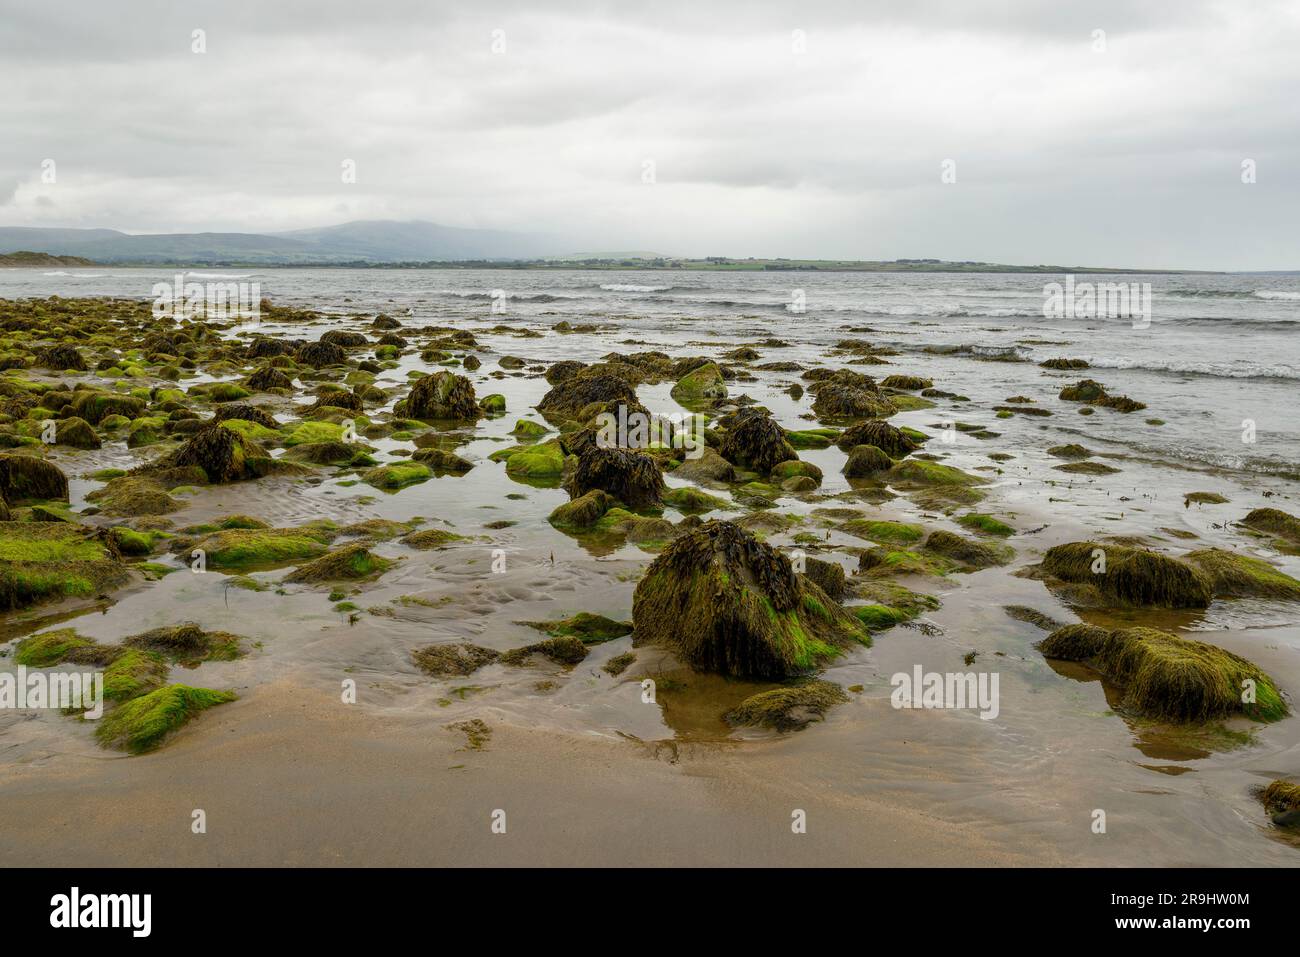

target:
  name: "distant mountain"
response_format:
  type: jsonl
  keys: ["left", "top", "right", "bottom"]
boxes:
{"left": 0, "top": 220, "right": 557, "bottom": 265}
{"left": 0, "top": 250, "right": 98, "bottom": 267}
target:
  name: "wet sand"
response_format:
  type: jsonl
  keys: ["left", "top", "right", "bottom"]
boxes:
{"left": 0, "top": 681, "right": 1050, "bottom": 867}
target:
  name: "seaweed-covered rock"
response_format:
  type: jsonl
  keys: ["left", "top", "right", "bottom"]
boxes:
{"left": 726, "top": 679, "right": 848, "bottom": 732}
{"left": 1058, "top": 379, "right": 1146, "bottom": 412}
{"left": 212, "top": 403, "right": 279, "bottom": 429}
{"left": 412, "top": 642, "right": 500, "bottom": 676}
{"left": 411, "top": 447, "right": 473, "bottom": 472}
{"left": 1032, "top": 542, "right": 1212, "bottom": 609}
{"left": 85, "top": 476, "right": 180, "bottom": 516}
{"left": 398, "top": 528, "right": 464, "bottom": 549}
{"left": 320, "top": 330, "right": 368, "bottom": 348}
{"left": 803, "top": 556, "right": 847, "bottom": 601}
{"left": 53, "top": 416, "right": 100, "bottom": 449}
{"left": 521, "top": 612, "right": 632, "bottom": 644}
{"left": 563, "top": 446, "right": 665, "bottom": 510}
{"left": 95, "top": 684, "right": 237, "bottom": 754}
{"left": 0, "top": 454, "right": 69, "bottom": 502}
{"left": 124, "top": 624, "right": 243, "bottom": 662}
{"left": 1038, "top": 624, "right": 1286, "bottom": 722}
{"left": 880, "top": 374, "right": 932, "bottom": 391}
{"left": 402, "top": 371, "right": 480, "bottom": 421}
{"left": 670, "top": 362, "right": 727, "bottom": 408}
{"left": 1261, "top": 780, "right": 1300, "bottom": 825}
{"left": 922, "top": 530, "right": 1011, "bottom": 570}
{"left": 179, "top": 526, "right": 334, "bottom": 570}
{"left": 717, "top": 408, "right": 797, "bottom": 475}
{"left": 544, "top": 360, "right": 585, "bottom": 385}
{"left": 537, "top": 372, "right": 640, "bottom": 424}
{"left": 500, "top": 635, "right": 589, "bottom": 666}
{"left": 812, "top": 383, "right": 896, "bottom": 420}
{"left": 1040, "top": 357, "right": 1089, "bottom": 370}
{"left": 246, "top": 365, "right": 294, "bottom": 392}
{"left": 548, "top": 489, "right": 615, "bottom": 528}
{"left": 842, "top": 444, "right": 893, "bottom": 478}
{"left": 285, "top": 543, "right": 392, "bottom": 583}
{"left": 669, "top": 447, "right": 736, "bottom": 484}
{"left": 835, "top": 419, "right": 919, "bottom": 457}
{"left": 143, "top": 424, "right": 266, "bottom": 483}
{"left": 1185, "top": 548, "right": 1300, "bottom": 600}
{"left": 37, "top": 343, "right": 87, "bottom": 371}
{"left": 631, "top": 520, "right": 868, "bottom": 678}
{"left": 1241, "top": 507, "right": 1300, "bottom": 546}
{"left": 296, "top": 340, "right": 347, "bottom": 368}
{"left": 0, "top": 521, "right": 130, "bottom": 611}
{"left": 68, "top": 391, "right": 147, "bottom": 425}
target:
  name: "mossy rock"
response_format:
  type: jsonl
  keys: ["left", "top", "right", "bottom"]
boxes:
{"left": 283, "top": 421, "right": 348, "bottom": 446}
{"left": 410, "top": 447, "right": 473, "bottom": 472}
{"left": 1185, "top": 548, "right": 1300, "bottom": 601}
{"left": 282, "top": 441, "right": 371, "bottom": 466}
{"left": 185, "top": 526, "right": 333, "bottom": 570}
{"left": 1261, "top": 780, "right": 1300, "bottom": 824}
{"left": 839, "top": 519, "right": 924, "bottom": 546}
{"left": 1047, "top": 443, "right": 1091, "bottom": 459}
{"left": 922, "top": 530, "right": 1013, "bottom": 570}
{"left": 53, "top": 416, "right": 100, "bottom": 449}
{"left": 108, "top": 526, "right": 158, "bottom": 556}
{"left": 285, "top": 543, "right": 392, "bottom": 583}
{"left": 725, "top": 679, "right": 848, "bottom": 732}
{"left": 663, "top": 486, "right": 728, "bottom": 513}
{"left": 13, "top": 627, "right": 111, "bottom": 667}
{"left": 886, "top": 459, "right": 986, "bottom": 488}
{"left": 399, "top": 528, "right": 465, "bottom": 549}
{"left": 521, "top": 612, "right": 632, "bottom": 644}
{"left": 548, "top": 489, "right": 615, "bottom": 529}
{"left": 143, "top": 424, "right": 269, "bottom": 484}
{"left": 957, "top": 513, "right": 1015, "bottom": 537}
{"left": 500, "top": 635, "right": 589, "bottom": 666}
{"left": 479, "top": 393, "right": 506, "bottom": 414}
{"left": 1038, "top": 624, "right": 1286, "bottom": 723}
{"left": 0, "top": 522, "right": 130, "bottom": 612}
{"left": 69, "top": 391, "right": 146, "bottom": 425}
{"left": 362, "top": 461, "right": 431, "bottom": 490}
{"left": 218, "top": 418, "right": 283, "bottom": 444}
{"left": 124, "top": 623, "right": 244, "bottom": 663}
{"left": 1054, "top": 461, "right": 1121, "bottom": 475}
{"left": 785, "top": 428, "right": 840, "bottom": 450}
{"left": 511, "top": 419, "right": 550, "bottom": 439}
{"left": 631, "top": 520, "right": 868, "bottom": 679}
{"left": 843, "top": 444, "right": 893, "bottom": 478}
{"left": 670, "top": 362, "right": 728, "bottom": 408}
{"left": 493, "top": 439, "right": 568, "bottom": 479}
{"left": 85, "top": 476, "right": 180, "bottom": 517}
{"left": 103, "top": 649, "right": 169, "bottom": 702}
{"left": 412, "top": 642, "right": 500, "bottom": 676}
{"left": 1033, "top": 542, "right": 1212, "bottom": 609}
{"left": 1183, "top": 492, "right": 1229, "bottom": 506}
{"left": 0, "top": 454, "right": 68, "bottom": 503}
{"left": 1240, "top": 508, "right": 1300, "bottom": 546}
{"left": 769, "top": 459, "right": 822, "bottom": 484}
{"left": 95, "top": 684, "right": 237, "bottom": 754}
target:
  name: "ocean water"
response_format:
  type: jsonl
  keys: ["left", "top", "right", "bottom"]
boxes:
{"left": 7, "top": 266, "right": 1299, "bottom": 481}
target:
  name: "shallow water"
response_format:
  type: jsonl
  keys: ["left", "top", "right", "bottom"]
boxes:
{"left": 1, "top": 267, "right": 1298, "bottom": 865}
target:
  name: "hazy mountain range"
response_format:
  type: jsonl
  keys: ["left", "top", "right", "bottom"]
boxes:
{"left": 0, "top": 220, "right": 558, "bottom": 265}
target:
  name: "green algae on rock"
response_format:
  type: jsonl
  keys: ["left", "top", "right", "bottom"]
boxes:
{"left": 842, "top": 444, "right": 893, "bottom": 477}
{"left": 124, "top": 623, "right": 244, "bottom": 663}
{"left": 1038, "top": 624, "right": 1287, "bottom": 723}
{"left": 399, "top": 370, "right": 480, "bottom": 422}
{"left": 0, "top": 522, "right": 130, "bottom": 612}
{"left": 86, "top": 476, "right": 181, "bottom": 517}
{"left": 1261, "top": 780, "right": 1300, "bottom": 824}
{"left": 563, "top": 446, "right": 666, "bottom": 511}
{"left": 1028, "top": 541, "right": 1212, "bottom": 609}
{"left": 520, "top": 612, "right": 632, "bottom": 644}
{"left": 631, "top": 519, "right": 868, "bottom": 679}
{"left": 1240, "top": 507, "right": 1300, "bottom": 546}
{"left": 725, "top": 679, "right": 849, "bottom": 732}
{"left": 399, "top": 528, "right": 464, "bottom": 549}
{"left": 362, "top": 461, "right": 431, "bottom": 490}
{"left": 0, "top": 454, "right": 69, "bottom": 502}
{"left": 285, "top": 543, "right": 392, "bottom": 583}
{"left": 500, "top": 634, "right": 589, "bottom": 666}
{"left": 179, "top": 526, "right": 334, "bottom": 570}
{"left": 95, "top": 684, "right": 237, "bottom": 754}
{"left": 412, "top": 642, "right": 500, "bottom": 676}
{"left": 1184, "top": 548, "right": 1300, "bottom": 601}
{"left": 670, "top": 361, "right": 728, "bottom": 408}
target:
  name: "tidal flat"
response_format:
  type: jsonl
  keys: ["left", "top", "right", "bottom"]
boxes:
{"left": 1, "top": 268, "right": 1298, "bottom": 866}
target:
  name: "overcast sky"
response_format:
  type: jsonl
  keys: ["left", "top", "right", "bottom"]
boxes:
{"left": 2, "top": 0, "right": 1298, "bottom": 268}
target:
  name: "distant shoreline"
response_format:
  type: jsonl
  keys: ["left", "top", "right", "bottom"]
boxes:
{"left": 0, "top": 250, "right": 1210, "bottom": 274}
